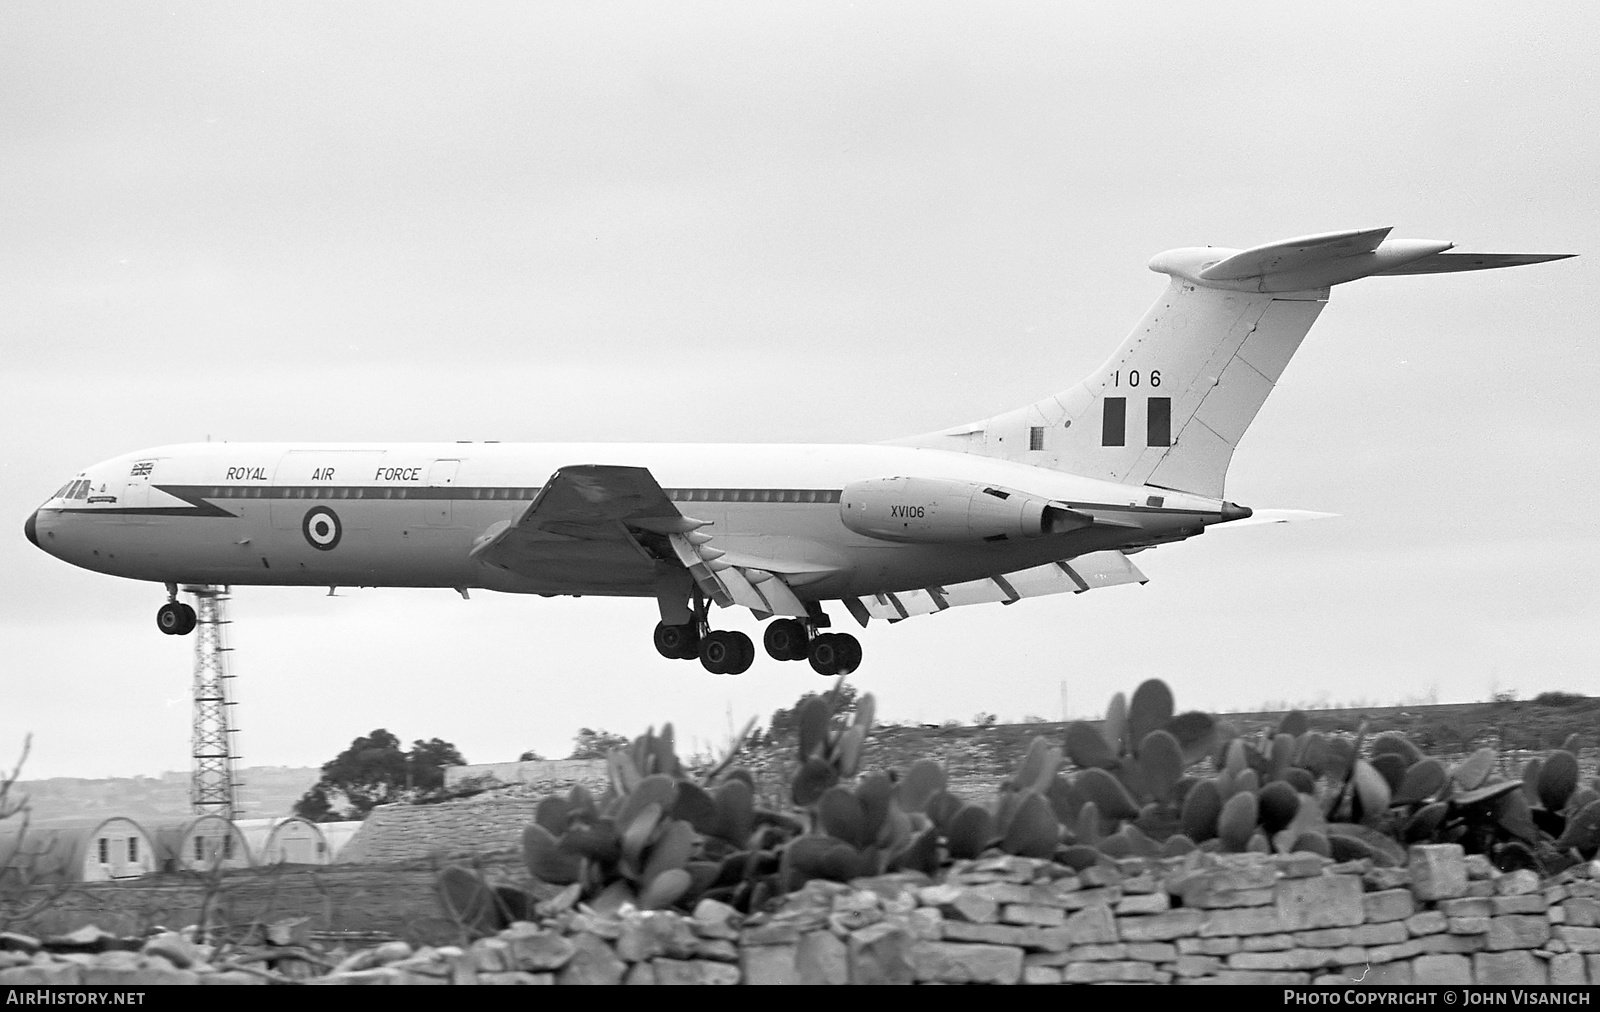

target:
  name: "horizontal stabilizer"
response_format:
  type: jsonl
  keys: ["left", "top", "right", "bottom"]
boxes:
{"left": 1374, "top": 252, "right": 1576, "bottom": 276}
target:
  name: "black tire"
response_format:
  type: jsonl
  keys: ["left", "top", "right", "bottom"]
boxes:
{"left": 176, "top": 603, "right": 198, "bottom": 636}
{"left": 835, "top": 633, "right": 862, "bottom": 673}
{"left": 808, "top": 633, "right": 841, "bottom": 676}
{"left": 763, "top": 619, "right": 808, "bottom": 661}
{"left": 726, "top": 631, "right": 755, "bottom": 675}
{"left": 654, "top": 621, "right": 698, "bottom": 660}
{"left": 700, "top": 631, "right": 734, "bottom": 675}
{"left": 156, "top": 602, "right": 185, "bottom": 636}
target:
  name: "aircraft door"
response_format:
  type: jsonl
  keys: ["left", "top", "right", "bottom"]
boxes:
{"left": 424, "top": 459, "right": 460, "bottom": 526}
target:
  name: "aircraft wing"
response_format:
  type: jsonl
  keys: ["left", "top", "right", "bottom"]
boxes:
{"left": 843, "top": 550, "right": 1148, "bottom": 624}
{"left": 470, "top": 465, "right": 811, "bottom": 617}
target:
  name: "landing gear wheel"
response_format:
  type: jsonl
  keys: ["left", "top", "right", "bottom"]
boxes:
{"left": 700, "top": 631, "right": 738, "bottom": 674}
{"left": 654, "top": 621, "right": 700, "bottom": 660}
{"left": 808, "top": 633, "right": 841, "bottom": 676}
{"left": 834, "top": 633, "right": 862, "bottom": 673}
{"left": 726, "top": 631, "right": 755, "bottom": 675}
{"left": 157, "top": 602, "right": 196, "bottom": 636}
{"left": 763, "top": 619, "right": 809, "bottom": 661}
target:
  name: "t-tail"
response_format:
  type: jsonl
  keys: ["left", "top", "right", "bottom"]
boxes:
{"left": 894, "top": 227, "right": 1573, "bottom": 498}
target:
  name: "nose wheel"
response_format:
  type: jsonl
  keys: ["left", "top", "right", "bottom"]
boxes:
{"left": 157, "top": 601, "right": 197, "bottom": 636}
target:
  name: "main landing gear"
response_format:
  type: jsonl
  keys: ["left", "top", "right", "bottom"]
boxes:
{"left": 157, "top": 600, "right": 197, "bottom": 636}
{"left": 653, "top": 607, "right": 861, "bottom": 677}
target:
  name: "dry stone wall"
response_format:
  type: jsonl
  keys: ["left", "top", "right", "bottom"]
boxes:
{"left": 334, "top": 797, "right": 542, "bottom": 864}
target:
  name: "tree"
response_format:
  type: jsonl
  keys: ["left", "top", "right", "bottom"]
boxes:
{"left": 518, "top": 749, "right": 545, "bottom": 762}
{"left": 568, "top": 728, "right": 630, "bottom": 760}
{"left": 293, "top": 729, "right": 467, "bottom": 821}
{"left": 767, "top": 683, "right": 860, "bottom": 741}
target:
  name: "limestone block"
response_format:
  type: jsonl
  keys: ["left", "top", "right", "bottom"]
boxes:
{"left": 740, "top": 921, "right": 801, "bottom": 946}
{"left": 1413, "top": 953, "right": 1472, "bottom": 984}
{"left": 1350, "top": 922, "right": 1409, "bottom": 946}
{"left": 1116, "top": 908, "right": 1203, "bottom": 942}
{"left": 1473, "top": 950, "right": 1548, "bottom": 985}
{"left": 1227, "top": 948, "right": 1344, "bottom": 971}
{"left": 1565, "top": 899, "right": 1600, "bottom": 927}
{"left": 1438, "top": 897, "right": 1493, "bottom": 917}
{"left": 1465, "top": 881, "right": 1498, "bottom": 897}
{"left": 1276, "top": 874, "right": 1365, "bottom": 930}
{"left": 910, "top": 941, "right": 1023, "bottom": 984}
{"left": 1200, "top": 905, "right": 1292, "bottom": 937}
{"left": 1492, "top": 893, "right": 1549, "bottom": 915}
{"left": 555, "top": 933, "right": 626, "bottom": 986}
{"left": 1061, "top": 943, "right": 1127, "bottom": 961}
{"left": 1418, "top": 933, "right": 1487, "bottom": 955}
{"left": 1064, "top": 904, "right": 1120, "bottom": 944}
{"left": 939, "top": 921, "right": 1034, "bottom": 948}
{"left": 1173, "top": 954, "right": 1223, "bottom": 977}
{"left": 1115, "top": 892, "right": 1170, "bottom": 915}
{"left": 738, "top": 944, "right": 798, "bottom": 985}
{"left": 1364, "top": 867, "right": 1413, "bottom": 891}
{"left": 1464, "top": 854, "right": 1496, "bottom": 880}
{"left": 622, "top": 963, "right": 654, "bottom": 985}
{"left": 1550, "top": 952, "right": 1588, "bottom": 985}
{"left": 1448, "top": 916, "right": 1491, "bottom": 935}
{"left": 1241, "top": 934, "right": 1294, "bottom": 952}
{"left": 1185, "top": 970, "right": 1311, "bottom": 984}
{"left": 1062, "top": 960, "right": 1163, "bottom": 983}
{"left": 1023, "top": 964, "right": 1062, "bottom": 984}
{"left": 507, "top": 929, "right": 576, "bottom": 971}
{"left": 1294, "top": 928, "right": 1352, "bottom": 948}
{"left": 1362, "top": 889, "right": 1416, "bottom": 923}
{"left": 848, "top": 921, "right": 914, "bottom": 985}
{"left": 796, "top": 931, "right": 849, "bottom": 985}
{"left": 1078, "top": 865, "right": 1122, "bottom": 888}
{"left": 1485, "top": 914, "right": 1551, "bottom": 951}
{"left": 1588, "top": 955, "right": 1600, "bottom": 983}
{"left": 651, "top": 958, "right": 739, "bottom": 985}
{"left": 1180, "top": 936, "right": 1242, "bottom": 955}
{"left": 1350, "top": 961, "right": 1413, "bottom": 986}
{"left": 1003, "top": 903, "right": 1064, "bottom": 926}
{"left": 1406, "top": 911, "right": 1448, "bottom": 936}
{"left": 1496, "top": 869, "right": 1542, "bottom": 895}
{"left": 1126, "top": 942, "right": 1178, "bottom": 961}
{"left": 1366, "top": 939, "right": 1425, "bottom": 963}
{"left": 1554, "top": 926, "right": 1600, "bottom": 953}
{"left": 1409, "top": 844, "right": 1469, "bottom": 901}
{"left": 198, "top": 970, "right": 267, "bottom": 985}
{"left": 1059, "top": 887, "right": 1122, "bottom": 910}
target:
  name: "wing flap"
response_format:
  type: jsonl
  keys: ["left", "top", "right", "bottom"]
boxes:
{"left": 1373, "top": 251, "right": 1576, "bottom": 275}
{"left": 851, "top": 550, "right": 1147, "bottom": 622}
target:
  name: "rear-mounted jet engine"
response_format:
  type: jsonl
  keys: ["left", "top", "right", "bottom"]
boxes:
{"left": 838, "top": 477, "right": 1091, "bottom": 543}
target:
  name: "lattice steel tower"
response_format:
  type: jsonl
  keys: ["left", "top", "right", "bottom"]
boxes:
{"left": 189, "top": 585, "right": 240, "bottom": 818}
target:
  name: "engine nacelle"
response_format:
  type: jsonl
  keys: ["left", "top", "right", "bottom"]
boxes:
{"left": 839, "top": 477, "right": 1089, "bottom": 544}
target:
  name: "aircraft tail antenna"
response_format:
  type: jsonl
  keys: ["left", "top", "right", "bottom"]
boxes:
{"left": 189, "top": 585, "right": 241, "bottom": 820}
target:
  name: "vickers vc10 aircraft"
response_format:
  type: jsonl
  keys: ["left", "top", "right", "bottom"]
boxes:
{"left": 26, "top": 228, "right": 1570, "bottom": 676}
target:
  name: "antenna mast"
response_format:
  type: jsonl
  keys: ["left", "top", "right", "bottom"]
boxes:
{"left": 189, "top": 586, "right": 240, "bottom": 819}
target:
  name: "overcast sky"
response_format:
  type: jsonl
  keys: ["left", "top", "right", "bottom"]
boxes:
{"left": 2, "top": 2, "right": 1596, "bottom": 785}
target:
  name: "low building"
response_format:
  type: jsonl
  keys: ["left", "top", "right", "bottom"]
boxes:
{"left": 0, "top": 816, "right": 161, "bottom": 884}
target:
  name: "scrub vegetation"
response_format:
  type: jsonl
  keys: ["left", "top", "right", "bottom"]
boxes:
{"left": 432, "top": 678, "right": 1600, "bottom": 934}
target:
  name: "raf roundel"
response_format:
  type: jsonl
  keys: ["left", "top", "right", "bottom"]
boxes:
{"left": 302, "top": 506, "right": 342, "bottom": 551}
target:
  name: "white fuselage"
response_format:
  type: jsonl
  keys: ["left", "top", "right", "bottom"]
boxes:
{"left": 29, "top": 441, "right": 1226, "bottom": 603}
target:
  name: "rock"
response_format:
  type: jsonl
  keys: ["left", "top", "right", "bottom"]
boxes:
{"left": 198, "top": 970, "right": 268, "bottom": 985}
{"left": 1002, "top": 903, "right": 1064, "bottom": 926}
{"left": 1115, "top": 892, "right": 1170, "bottom": 915}
{"left": 1064, "top": 904, "right": 1119, "bottom": 944}
{"left": 795, "top": 931, "right": 848, "bottom": 985}
{"left": 555, "top": 933, "right": 626, "bottom": 985}
{"left": 1118, "top": 908, "right": 1205, "bottom": 942}
{"left": 651, "top": 957, "right": 739, "bottom": 984}
{"left": 0, "top": 932, "right": 40, "bottom": 954}
{"left": 739, "top": 943, "right": 798, "bottom": 985}
{"left": 1550, "top": 952, "right": 1588, "bottom": 985}
{"left": 1474, "top": 950, "right": 1548, "bottom": 985}
{"left": 615, "top": 911, "right": 694, "bottom": 962}
{"left": 1554, "top": 927, "right": 1600, "bottom": 953}
{"left": 1413, "top": 953, "right": 1472, "bottom": 985}
{"left": 1485, "top": 915, "right": 1551, "bottom": 951}
{"left": 49, "top": 925, "right": 116, "bottom": 950}
{"left": 141, "top": 932, "right": 198, "bottom": 969}
{"left": 504, "top": 929, "right": 575, "bottom": 971}
{"left": 1496, "top": 869, "right": 1542, "bottom": 895}
{"left": 848, "top": 921, "right": 913, "bottom": 985}
{"left": 470, "top": 937, "right": 511, "bottom": 972}
{"left": 1465, "top": 854, "right": 1497, "bottom": 880}
{"left": 1275, "top": 873, "right": 1364, "bottom": 930}
{"left": 1409, "top": 844, "right": 1469, "bottom": 901}
{"left": 0, "top": 962, "right": 83, "bottom": 985}
{"left": 691, "top": 898, "right": 740, "bottom": 939}
{"left": 1362, "top": 888, "right": 1416, "bottom": 923}
{"left": 1492, "top": 894, "right": 1549, "bottom": 915}
{"left": 370, "top": 940, "right": 413, "bottom": 965}
{"left": 910, "top": 941, "right": 1023, "bottom": 984}
{"left": 622, "top": 963, "right": 654, "bottom": 985}
{"left": 568, "top": 911, "right": 622, "bottom": 939}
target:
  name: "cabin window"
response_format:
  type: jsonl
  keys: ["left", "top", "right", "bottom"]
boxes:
{"left": 1029, "top": 427, "right": 1045, "bottom": 451}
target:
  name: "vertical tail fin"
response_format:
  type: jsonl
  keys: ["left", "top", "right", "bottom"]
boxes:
{"left": 894, "top": 228, "right": 1572, "bottom": 498}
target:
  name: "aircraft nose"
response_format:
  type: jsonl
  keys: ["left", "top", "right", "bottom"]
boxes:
{"left": 24, "top": 509, "right": 39, "bottom": 549}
